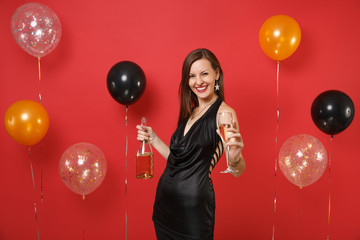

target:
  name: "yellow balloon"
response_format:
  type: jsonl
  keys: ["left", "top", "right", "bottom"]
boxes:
{"left": 259, "top": 15, "right": 301, "bottom": 61}
{"left": 4, "top": 100, "right": 49, "bottom": 146}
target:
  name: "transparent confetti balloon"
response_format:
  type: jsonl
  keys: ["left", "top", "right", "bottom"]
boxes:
{"left": 279, "top": 134, "right": 327, "bottom": 188}
{"left": 10, "top": 3, "right": 62, "bottom": 58}
{"left": 59, "top": 143, "right": 107, "bottom": 199}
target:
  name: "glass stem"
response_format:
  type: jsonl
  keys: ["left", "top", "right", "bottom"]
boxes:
{"left": 226, "top": 145, "right": 230, "bottom": 168}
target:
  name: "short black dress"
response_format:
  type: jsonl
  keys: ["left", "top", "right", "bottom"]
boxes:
{"left": 153, "top": 97, "right": 223, "bottom": 240}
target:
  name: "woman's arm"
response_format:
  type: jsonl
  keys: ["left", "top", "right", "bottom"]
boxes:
{"left": 217, "top": 103, "right": 246, "bottom": 177}
{"left": 228, "top": 149, "right": 246, "bottom": 177}
{"left": 136, "top": 125, "right": 170, "bottom": 160}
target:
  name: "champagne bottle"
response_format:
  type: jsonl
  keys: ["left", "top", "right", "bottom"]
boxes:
{"left": 136, "top": 117, "right": 154, "bottom": 179}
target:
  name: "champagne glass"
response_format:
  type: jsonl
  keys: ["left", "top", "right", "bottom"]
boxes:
{"left": 218, "top": 112, "right": 238, "bottom": 173}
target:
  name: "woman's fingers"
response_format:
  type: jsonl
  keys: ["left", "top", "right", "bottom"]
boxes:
{"left": 136, "top": 125, "right": 156, "bottom": 144}
{"left": 226, "top": 140, "right": 244, "bottom": 148}
{"left": 226, "top": 130, "right": 244, "bottom": 149}
{"left": 227, "top": 130, "right": 243, "bottom": 141}
{"left": 217, "top": 124, "right": 243, "bottom": 144}
{"left": 137, "top": 125, "right": 149, "bottom": 140}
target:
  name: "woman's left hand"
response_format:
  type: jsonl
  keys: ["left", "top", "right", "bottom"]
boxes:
{"left": 217, "top": 113, "right": 246, "bottom": 177}
{"left": 221, "top": 119, "right": 244, "bottom": 161}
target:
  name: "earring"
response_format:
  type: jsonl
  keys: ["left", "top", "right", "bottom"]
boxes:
{"left": 215, "top": 81, "right": 220, "bottom": 91}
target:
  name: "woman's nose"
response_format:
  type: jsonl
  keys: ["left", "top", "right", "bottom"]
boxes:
{"left": 195, "top": 75, "right": 203, "bottom": 85}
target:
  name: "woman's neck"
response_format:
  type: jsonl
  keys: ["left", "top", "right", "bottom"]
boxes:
{"left": 197, "top": 95, "right": 218, "bottom": 108}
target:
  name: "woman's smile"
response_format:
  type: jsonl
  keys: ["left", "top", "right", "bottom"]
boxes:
{"left": 196, "top": 85, "right": 208, "bottom": 93}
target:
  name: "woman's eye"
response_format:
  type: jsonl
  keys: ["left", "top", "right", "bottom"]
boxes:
{"left": 202, "top": 72, "right": 208, "bottom": 76}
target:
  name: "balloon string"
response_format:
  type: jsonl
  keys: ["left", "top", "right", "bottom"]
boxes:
{"left": 125, "top": 135, "right": 128, "bottom": 240}
{"left": 125, "top": 105, "right": 128, "bottom": 240}
{"left": 272, "top": 192, "right": 277, "bottom": 240}
{"left": 34, "top": 202, "right": 38, "bottom": 221}
{"left": 299, "top": 189, "right": 303, "bottom": 239}
{"left": 38, "top": 57, "right": 41, "bottom": 83}
{"left": 41, "top": 168, "right": 43, "bottom": 203}
{"left": 276, "top": 61, "right": 279, "bottom": 97}
{"left": 276, "top": 61, "right": 280, "bottom": 130}
{"left": 29, "top": 147, "right": 40, "bottom": 240}
{"left": 125, "top": 105, "right": 128, "bottom": 127}
{"left": 272, "top": 61, "right": 280, "bottom": 240}
{"left": 37, "top": 57, "right": 42, "bottom": 104}
{"left": 36, "top": 58, "right": 44, "bottom": 203}
{"left": 29, "top": 147, "right": 36, "bottom": 192}
{"left": 327, "top": 136, "right": 333, "bottom": 240}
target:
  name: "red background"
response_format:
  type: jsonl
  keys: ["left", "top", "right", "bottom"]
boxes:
{"left": 1, "top": 0, "right": 359, "bottom": 239}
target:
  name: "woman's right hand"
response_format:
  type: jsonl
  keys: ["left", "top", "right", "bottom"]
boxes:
{"left": 137, "top": 124, "right": 170, "bottom": 160}
{"left": 136, "top": 125, "right": 157, "bottom": 144}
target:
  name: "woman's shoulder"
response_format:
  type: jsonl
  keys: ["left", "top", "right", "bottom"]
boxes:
{"left": 218, "top": 101, "right": 236, "bottom": 115}
{"left": 218, "top": 101, "right": 240, "bottom": 129}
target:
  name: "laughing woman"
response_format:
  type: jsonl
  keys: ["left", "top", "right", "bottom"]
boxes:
{"left": 136, "top": 48, "right": 246, "bottom": 240}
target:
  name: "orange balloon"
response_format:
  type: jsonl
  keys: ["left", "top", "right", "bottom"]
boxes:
{"left": 4, "top": 100, "right": 49, "bottom": 146}
{"left": 259, "top": 15, "right": 301, "bottom": 61}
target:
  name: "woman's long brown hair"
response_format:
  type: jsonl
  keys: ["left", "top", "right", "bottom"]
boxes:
{"left": 178, "top": 48, "right": 225, "bottom": 125}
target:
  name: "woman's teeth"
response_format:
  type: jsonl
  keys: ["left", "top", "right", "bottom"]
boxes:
{"left": 196, "top": 86, "right": 207, "bottom": 91}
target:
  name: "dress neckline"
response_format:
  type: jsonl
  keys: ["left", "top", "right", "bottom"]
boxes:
{"left": 182, "top": 97, "right": 220, "bottom": 137}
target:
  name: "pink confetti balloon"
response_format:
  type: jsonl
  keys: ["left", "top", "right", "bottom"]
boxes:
{"left": 279, "top": 134, "right": 327, "bottom": 188}
{"left": 10, "top": 3, "right": 62, "bottom": 58}
{"left": 59, "top": 143, "right": 107, "bottom": 199}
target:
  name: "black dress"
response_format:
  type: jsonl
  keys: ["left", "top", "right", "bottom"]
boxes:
{"left": 153, "top": 97, "right": 223, "bottom": 240}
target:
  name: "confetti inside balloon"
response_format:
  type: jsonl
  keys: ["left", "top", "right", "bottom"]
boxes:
{"left": 10, "top": 3, "right": 62, "bottom": 58}
{"left": 59, "top": 143, "right": 107, "bottom": 199}
{"left": 279, "top": 134, "right": 327, "bottom": 188}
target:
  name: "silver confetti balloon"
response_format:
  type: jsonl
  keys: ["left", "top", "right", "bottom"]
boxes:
{"left": 279, "top": 134, "right": 327, "bottom": 188}
{"left": 59, "top": 143, "right": 107, "bottom": 199}
{"left": 10, "top": 3, "right": 62, "bottom": 58}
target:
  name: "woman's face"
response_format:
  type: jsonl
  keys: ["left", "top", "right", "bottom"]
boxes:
{"left": 188, "top": 58, "right": 219, "bottom": 101}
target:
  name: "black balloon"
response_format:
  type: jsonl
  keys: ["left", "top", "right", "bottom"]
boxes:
{"left": 107, "top": 61, "right": 146, "bottom": 106}
{"left": 311, "top": 90, "right": 355, "bottom": 135}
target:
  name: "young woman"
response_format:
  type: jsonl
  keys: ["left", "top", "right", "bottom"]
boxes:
{"left": 136, "top": 48, "right": 245, "bottom": 239}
